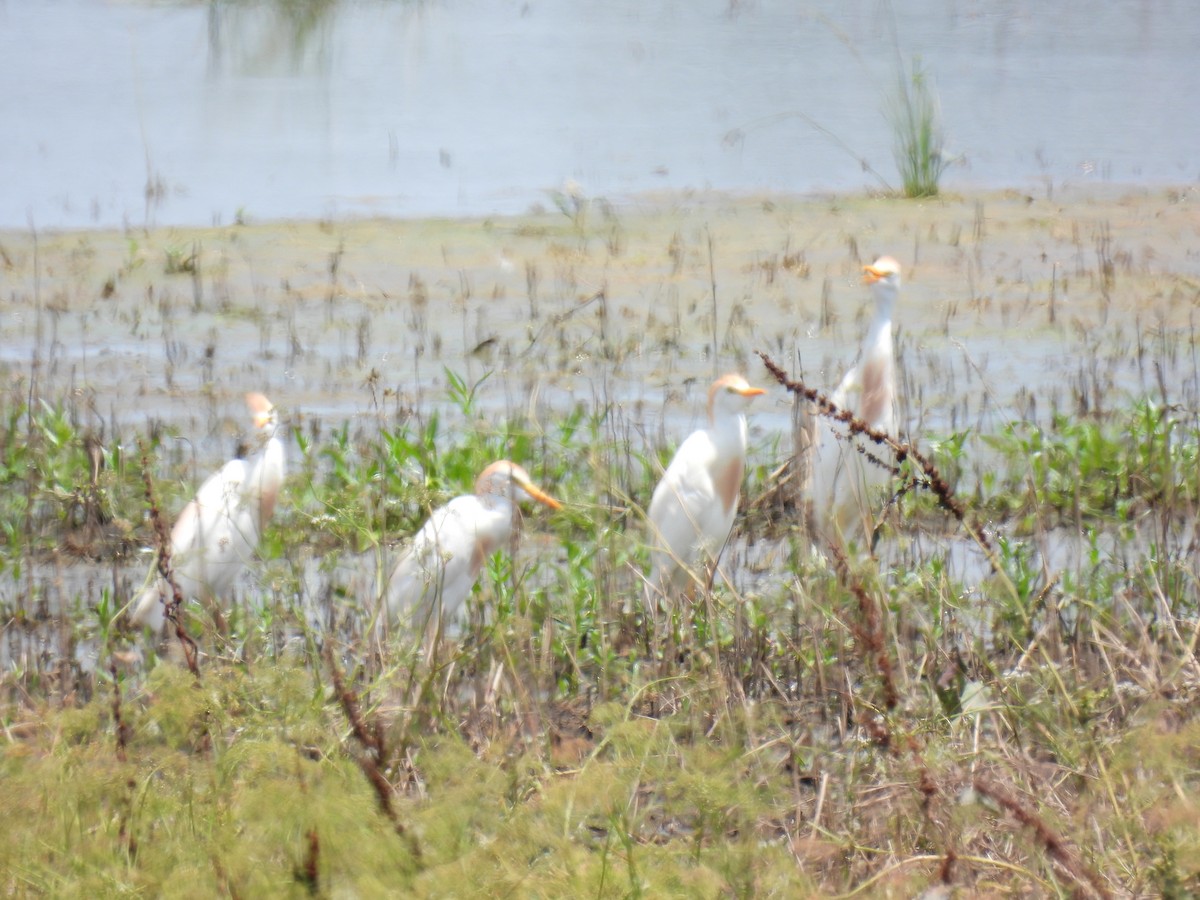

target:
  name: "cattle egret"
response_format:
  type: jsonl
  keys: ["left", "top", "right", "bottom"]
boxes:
{"left": 130, "top": 393, "right": 285, "bottom": 631}
{"left": 647, "top": 373, "right": 766, "bottom": 601}
{"left": 804, "top": 257, "right": 901, "bottom": 545}
{"left": 383, "top": 460, "right": 561, "bottom": 638}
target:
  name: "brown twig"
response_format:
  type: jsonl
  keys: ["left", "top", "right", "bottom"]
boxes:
{"left": 212, "top": 855, "right": 243, "bottom": 900}
{"left": 291, "top": 741, "right": 321, "bottom": 895}
{"left": 973, "top": 775, "right": 1111, "bottom": 899}
{"left": 139, "top": 443, "right": 200, "bottom": 677}
{"left": 109, "top": 660, "right": 138, "bottom": 861}
{"left": 325, "top": 645, "right": 385, "bottom": 759}
{"left": 831, "top": 545, "right": 899, "bottom": 717}
{"left": 297, "top": 828, "right": 320, "bottom": 895}
{"left": 323, "top": 644, "right": 422, "bottom": 864}
{"left": 937, "top": 848, "right": 957, "bottom": 885}
{"left": 757, "top": 350, "right": 997, "bottom": 562}
{"left": 110, "top": 660, "right": 129, "bottom": 763}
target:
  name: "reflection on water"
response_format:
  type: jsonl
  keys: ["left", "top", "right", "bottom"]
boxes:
{"left": 1, "top": 0, "right": 1197, "bottom": 229}
{"left": 206, "top": 1, "right": 339, "bottom": 79}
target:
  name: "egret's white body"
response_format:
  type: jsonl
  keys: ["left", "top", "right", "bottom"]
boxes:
{"left": 647, "top": 374, "right": 766, "bottom": 599}
{"left": 804, "top": 257, "right": 901, "bottom": 545}
{"left": 384, "top": 460, "right": 561, "bottom": 637}
{"left": 130, "top": 393, "right": 285, "bottom": 631}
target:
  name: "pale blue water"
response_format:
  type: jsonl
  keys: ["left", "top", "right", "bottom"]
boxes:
{"left": 2, "top": 0, "right": 1197, "bottom": 230}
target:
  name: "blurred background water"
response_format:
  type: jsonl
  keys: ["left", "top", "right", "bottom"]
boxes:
{"left": 2, "top": 0, "right": 1197, "bottom": 230}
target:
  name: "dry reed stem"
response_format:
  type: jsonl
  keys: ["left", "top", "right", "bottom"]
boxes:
{"left": 138, "top": 443, "right": 200, "bottom": 677}
{"left": 212, "top": 855, "right": 243, "bottom": 900}
{"left": 298, "top": 827, "right": 320, "bottom": 895}
{"left": 830, "top": 545, "right": 899, "bottom": 718}
{"left": 521, "top": 288, "right": 606, "bottom": 357}
{"left": 972, "top": 775, "right": 1111, "bottom": 899}
{"left": 323, "top": 644, "right": 423, "bottom": 863}
{"left": 110, "top": 660, "right": 129, "bottom": 763}
{"left": 109, "top": 659, "right": 138, "bottom": 861}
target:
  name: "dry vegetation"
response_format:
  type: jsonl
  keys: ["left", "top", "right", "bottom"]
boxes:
{"left": 1, "top": 185, "right": 1200, "bottom": 896}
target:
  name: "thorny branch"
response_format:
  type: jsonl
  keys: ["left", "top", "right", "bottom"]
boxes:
{"left": 973, "top": 776, "right": 1112, "bottom": 900}
{"left": 757, "top": 349, "right": 997, "bottom": 563}
{"left": 139, "top": 443, "right": 201, "bottom": 677}
{"left": 762, "top": 350, "right": 1115, "bottom": 895}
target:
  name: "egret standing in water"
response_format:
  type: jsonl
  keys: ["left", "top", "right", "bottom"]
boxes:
{"left": 383, "top": 460, "right": 561, "bottom": 639}
{"left": 130, "top": 393, "right": 286, "bottom": 631}
{"left": 646, "top": 373, "right": 766, "bottom": 602}
{"left": 802, "top": 256, "right": 901, "bottom": 546}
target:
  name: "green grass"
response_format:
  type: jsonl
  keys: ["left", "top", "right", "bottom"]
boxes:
{"left": 888, "top": 56, "right": 950, "bottom": 199}
{"left": 2, "top": 373, "right": 1200, "bottom": 896}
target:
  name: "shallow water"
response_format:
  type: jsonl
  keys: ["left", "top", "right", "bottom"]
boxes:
{"left": 2, "top": 0, "right": 1198, "bottom": 230}
{"left": 2, "top": 188, "right": 1197, "bottom": 469}
{"left": 2, "top": 183, "right": 1198, "bottom": 679}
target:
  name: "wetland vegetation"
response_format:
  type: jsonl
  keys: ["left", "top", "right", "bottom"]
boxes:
{"left": 1, "top": 186, "right": 1199, "bottom": 896}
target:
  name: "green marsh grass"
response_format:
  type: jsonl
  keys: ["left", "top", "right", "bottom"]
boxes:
{"left": 5, "top": 192, "right": 1200, "bottom": 894}
{"left": 889, "top": 57, "right": 950, "bottom": 199}
{"left": 4, "top": 372, "right": 1200, "bottom": 894}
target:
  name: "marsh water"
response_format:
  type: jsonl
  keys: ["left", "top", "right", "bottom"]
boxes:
{"left": 3, "top": 2, "right": 1199, "bottom": 675}
{"left": 3, "top": 188, "right": 1199, "bottom": 678}
{"left": 3, "top": 0, "right": 1198, "bottom": 230}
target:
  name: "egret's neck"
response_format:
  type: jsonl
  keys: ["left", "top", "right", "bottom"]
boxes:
{"left": 480, "top": 493, "right": 521, "bottom": 535}
{"left": 251, "top": 421, "right": 280, "bottom": 450}
{"left": 480, "top": 488, "right": 516, "bottom": 513}
{"left": 864, "top": 317, "right": 893, "bottom": 360}
{"left": 864, "top": 289, "right": 897, "bottom": 360}
{"left": 708, "top": 409, "right": 749, "bottom": 457}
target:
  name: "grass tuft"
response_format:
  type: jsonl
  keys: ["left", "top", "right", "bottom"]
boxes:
{"left": 889, "top": 56, "right": 950, "bottom": 198}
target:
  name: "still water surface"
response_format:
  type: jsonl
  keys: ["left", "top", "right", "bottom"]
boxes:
{"left": 2, "top": 0, "right": 1197, "bottom": 230}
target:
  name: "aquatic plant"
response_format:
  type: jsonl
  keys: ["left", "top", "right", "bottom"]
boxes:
{"left": 888, "top": 56, "right": 949, "bottom": 198}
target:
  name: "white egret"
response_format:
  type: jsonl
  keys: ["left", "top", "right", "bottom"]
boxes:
{"left": 130, "top": 393, "right": 285, "bottom": 631}
{"left": 804, "top": 257, "right": 901, "bottom": 545}
{"left": 383, "top": 460, "right": 561, "bottom": 638}
{"left": 647, "top": 373, "right": 766, "bottom": 601}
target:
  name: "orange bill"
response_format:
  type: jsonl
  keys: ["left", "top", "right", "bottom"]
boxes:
{"left": 518, "top": 476, "right": 562, "bottom": 510}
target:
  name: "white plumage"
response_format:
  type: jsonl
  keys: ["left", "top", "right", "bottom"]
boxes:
{"left": 383, "top": 460, "right": 561, "bottom": 638}
{"left": 647, "top": 373, "right": 766, "bottom": 600}
{"left": 130, "top": 393, "right": 285, "bottom": 632}
{"left": 804, "top": 257, "right": 901, "bottom": 546}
